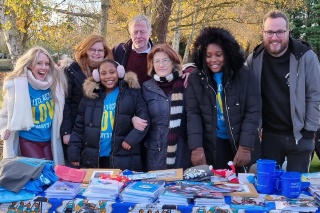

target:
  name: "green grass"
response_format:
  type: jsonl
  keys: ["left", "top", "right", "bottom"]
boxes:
{"left": 310, "top": 154, "right": 320, "bottom": 173}
{"left": 0, "top": 59, "right": 13, "bottom": 71}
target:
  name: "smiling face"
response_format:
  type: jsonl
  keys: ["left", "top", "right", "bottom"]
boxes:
{"left": 99, "top": 62, "right": 119, "bottom": 94}
{"left": 87, "top": 41, "right": 105, "bottom": 64}
{"left": 263, "top": 17, "right": 289, "bottom": 57}
{"left": 30, "top": 52, "right": 50, "bottom": 81}
{"left": 153, "top": 51, "right": 174, "bottom": 77}
{"left": 206, "top": 43, "right": 224, "bottom": 73}
{"left": 130, "top": 20, "right": 151, "bottom": 52}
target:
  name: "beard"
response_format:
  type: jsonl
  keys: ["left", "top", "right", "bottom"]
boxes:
{"left": 263, "top": 38, "right": 289, "bottom": 57}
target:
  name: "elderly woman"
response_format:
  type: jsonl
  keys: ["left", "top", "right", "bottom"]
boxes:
{"left": 142, "top": 44, "right": 192, "bottom": 171}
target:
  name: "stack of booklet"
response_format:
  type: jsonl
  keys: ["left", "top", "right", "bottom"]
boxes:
{"left": 230, "top": 196, "right": 267, "bottom": 212}
{"left": 120, "top": 180, "right": 165, "bottom": 203}
{"left": 273, "top": 197, "right": 318, "bottom": 212}
{"left": 307, "top": 184, "right": 320, "bottom": 206}
{"left": 83, "top": 178, "right": 124, "bottom": 201}
{"left": 158, "top": 181, "right": 226, "bottom": 206}
{"left": 265, "top": 194, "right": 319, "bottom": 212}
{"left": 45, "top": 180, "right": 82, "bottom": 199}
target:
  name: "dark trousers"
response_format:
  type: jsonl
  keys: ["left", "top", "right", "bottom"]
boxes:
{"left": 99, "top": 156, "right": 110, "bottom": 168}
{"left": 19, "top": 137, "right": 53, "bottom": 160}
{"left": 215, "top": 137, "right": 251, "bottom": 173}
{"left": 261, "top": 131, "right": 314, "bottom": 173}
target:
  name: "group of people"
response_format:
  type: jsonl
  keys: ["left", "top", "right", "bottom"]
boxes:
{"left": 1, "top": 9, "right": 319, "bottom": 174}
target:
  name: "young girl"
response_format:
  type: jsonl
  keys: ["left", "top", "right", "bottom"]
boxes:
{"left": 68, "top": 59, "right": 149, "bottom": 171}
{"left": 0, "top": 46, "right": 67, "bottom": 165}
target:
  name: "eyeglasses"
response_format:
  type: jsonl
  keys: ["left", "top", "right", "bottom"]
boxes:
{"left": 89, "top": 48, "right": 104, "bottom": 54}
{"left": 263, "top": 30, "right": 287, "bottom": 38}
{"left": 153, "top": 58, "right": 171, "bottom": 66}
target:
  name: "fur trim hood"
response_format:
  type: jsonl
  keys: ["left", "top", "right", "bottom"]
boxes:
{"left": 83, "top": 71, "right": 140, "bottom": 99}
{"left": 58, "top": 57, "right": 74, "bottom": 71}
{"left": 191, "top": 27, "right": 245, "bottom": 82}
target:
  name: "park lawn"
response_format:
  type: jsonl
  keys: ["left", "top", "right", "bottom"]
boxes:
{"left": 0, "top": 59, "right": 13, "bottom": 71}
{"left": 310, "top": 154, "right": 320, "bottom": 173}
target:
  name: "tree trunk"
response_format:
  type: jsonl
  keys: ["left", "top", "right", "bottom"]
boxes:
{"left": 100, "top": 0, "right": 111, "bottom": 38}
{"left": 1, "top": 3, "right": 23, "bottom": 63}
{"left": 151, "top": 0, "right": 173, "bottom": 44}
{"left": 172, "top": 0, "right": 182, "bottom": 52}
{"left": 183, "top": 6, "right": 198, "bottom": 64}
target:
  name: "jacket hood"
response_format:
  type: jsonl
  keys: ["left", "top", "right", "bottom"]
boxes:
{"left": 191, "top": 27, "right": 245, "bottom": 83}
{"left": 58, "top": 57, "right": 74, "bottom": 70}
{"left": 83, "top": 71, "right": 140, "bottom": 99}
{"left": 252, "top": 37, "right": 312, "bottom": 59}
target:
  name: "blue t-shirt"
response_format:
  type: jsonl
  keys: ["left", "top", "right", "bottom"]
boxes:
{"left": 213, "top": 72, "right": 229, "bottom": 139}
{"left": 100, "top": 87, "right": 119, "bottom": 157}
{"left": 19, "top": 84, "right": 54, "bottom": 142}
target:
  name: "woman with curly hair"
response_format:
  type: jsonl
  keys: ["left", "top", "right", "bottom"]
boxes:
{"left": 60, "top": 35, "right": 114, "bottom": 165}
{"left": 0, "top": 46, "right": 67, "bottom": 165}
{"left": 186, "top": 27, "right": 261, "bottom": 173}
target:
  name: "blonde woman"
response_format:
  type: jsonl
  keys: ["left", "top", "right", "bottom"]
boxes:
{"left": 0, "top": 46, "right": 67, "bottom": 165}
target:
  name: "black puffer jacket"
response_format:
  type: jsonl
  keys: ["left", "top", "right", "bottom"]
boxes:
{"left": 60, "top": 61, "right": 86, "bottom": 136}
{"left": 68, "top": 72, "right": 149, "bottom": 171}
{"left": 186, "top": 27, "right": 261, "bottom": 168}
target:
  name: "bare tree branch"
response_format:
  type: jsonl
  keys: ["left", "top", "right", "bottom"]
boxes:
{"left": 44, "top": 6, "right": 100, "bottom": 20}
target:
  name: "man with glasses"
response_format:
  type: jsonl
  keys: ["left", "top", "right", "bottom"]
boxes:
{"left": 112, "top": 14, "right": 153, "bottom": 85}
{"left": 247, "top": 10, "right": 320, "bottom": 172}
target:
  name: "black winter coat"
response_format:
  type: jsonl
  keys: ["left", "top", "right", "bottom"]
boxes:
{"left": 186, "top": 66, "right": 261, "bottom": 168}
{"left": 112, "top": 39, "right": 153, "bottom": 68}
{"left": 68, "top": 73, "right": 149, "bottom": 171}
{"left": 60, "top": 62, "right": 86, "bottom": 136}
{"left": 142, "top": 78, "right": 191, "bottom": 171}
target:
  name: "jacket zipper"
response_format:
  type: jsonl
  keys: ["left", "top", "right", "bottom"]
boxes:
{"left": 223, "top": 82, "right": 237, "bottom": 151}
{"left": 110, "top": 87, "right": 123, "bottom": 168}
{"left": 293, "top": 58, "right": 301, "bottom": 145}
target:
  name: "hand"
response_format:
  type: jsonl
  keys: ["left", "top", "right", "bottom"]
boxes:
{"left": 71, "top": 162, "right": 80, "bottom": 167}
{"left": 63, "top": 134, "right": 70, "bottom": 145}
{"left": 233, "top": 145, "right": 253, "bottom": 167}
{"left": 122, "top": 141, "right": 132, "bottom": 150}
{"left": 259, "top": 128, "right": 262, "bottom": 141}
{"left": 2, "top": 129, "right": 11, "bottom": 140}
{"left": 132, "top": 116, "right": 148, "bottom": 131}
{"left": 182, "top": 72, "right": 190, "bottom": 88}
{"left": 191, "top": 147, "right": 206, "bottom": 166}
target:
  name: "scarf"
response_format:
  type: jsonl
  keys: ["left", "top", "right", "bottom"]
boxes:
{"left": 27, "top": 70, "right": 52, "bottom": 90}
{"left": 153, "top": 71, "right": 179, "bottom": 83}
{"left": 154, "top": 71, "right": 184, "bottom": 169}
{"left": 9, "top": 69, "right": 53, "bottom": 131}
{"left": 166, "top": 78, "right": 184, "bottom": 169}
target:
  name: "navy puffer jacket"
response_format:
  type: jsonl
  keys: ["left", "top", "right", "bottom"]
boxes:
{"left": 68, "top": 72, "right": 149, "bottom": 171}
